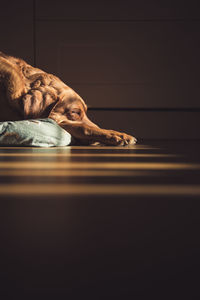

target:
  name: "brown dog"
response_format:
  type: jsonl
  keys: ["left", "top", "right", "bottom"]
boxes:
{"left": 0, "top": 52, "right": 136, "bottom": 145}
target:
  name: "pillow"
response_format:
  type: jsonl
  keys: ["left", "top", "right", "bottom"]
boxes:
{"left": 0, "top": 119, "right": 72, "bottom": 147}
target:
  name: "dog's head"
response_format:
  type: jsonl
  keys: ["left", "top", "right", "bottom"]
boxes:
{"left": 49, "top": 92, "right": 99, "bottom": 129}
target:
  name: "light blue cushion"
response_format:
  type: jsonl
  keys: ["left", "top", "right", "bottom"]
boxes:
{"left": 0, "top": 119, "right": 72, "bottom": 147}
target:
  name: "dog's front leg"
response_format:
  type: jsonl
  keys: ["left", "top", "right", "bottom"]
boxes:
{"left": 58, "top": 121, "right": 136, "bottom": 146}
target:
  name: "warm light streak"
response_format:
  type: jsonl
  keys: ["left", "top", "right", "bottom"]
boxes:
{"left": 0, "top": 183, "right": 199, "bottom": 196}
{"left": 0, "top": 161, "right": 198, "bottom": 170}
{"left": 0, "top": 153, "right": 175, "bottom": 157}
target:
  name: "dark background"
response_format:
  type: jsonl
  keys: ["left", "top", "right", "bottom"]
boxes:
{"left": 1, "top": 2, "right": 200, "bottom": 298}
{"left": 0, "top": 0, "right": 200, "bottom": 139}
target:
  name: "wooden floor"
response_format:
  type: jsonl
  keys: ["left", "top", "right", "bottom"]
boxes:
{"left": 0, "top": 140, "right": 200, "bottom": 298}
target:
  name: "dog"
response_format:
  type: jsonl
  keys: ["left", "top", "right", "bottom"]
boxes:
{"left": 0, "top": 51, "right": 136, "bottom": 145}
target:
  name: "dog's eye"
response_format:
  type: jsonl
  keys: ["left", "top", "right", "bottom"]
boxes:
{"left": 71, "top": 110, "right": 80, "bottom": 115}
{"left": 67, "top": 108, "right": 82, "bottom": 121}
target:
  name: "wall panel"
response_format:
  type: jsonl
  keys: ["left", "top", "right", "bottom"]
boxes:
{"left": 36, "top": 0, "right": 200, "bottom": 20}
{"left": 0, "top": 0, "right": 34, "bottom": 64}
{"left": 36, "top": 21, "right": 200, "bottom": 108}
{"left": 87, "top": 110, "right": 200, "bottom": 139}
{"left": 35, "top": 0, "right": 200, "bottom": 138}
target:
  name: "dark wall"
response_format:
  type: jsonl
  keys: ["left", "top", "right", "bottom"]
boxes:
{"left": 0, "top": 0, "right": 200, "bottom": 138}
{"left": 0, "top": 1, "right": 34, "bottom": 64}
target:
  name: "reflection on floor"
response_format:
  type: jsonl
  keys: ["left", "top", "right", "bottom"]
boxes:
{"left": 0, "top": 140, "right": 200, "bottom": 298}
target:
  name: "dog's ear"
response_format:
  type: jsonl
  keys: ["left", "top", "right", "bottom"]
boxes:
{"left": 22, "top": 90, "right": 58, "bottom": 119}
{"left": 22, "top": 90, "right": 43, "bottom": 118}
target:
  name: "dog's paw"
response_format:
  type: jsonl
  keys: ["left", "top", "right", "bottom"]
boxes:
{"left": 105, "top": 130, "right": 137, "bottom": 146}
